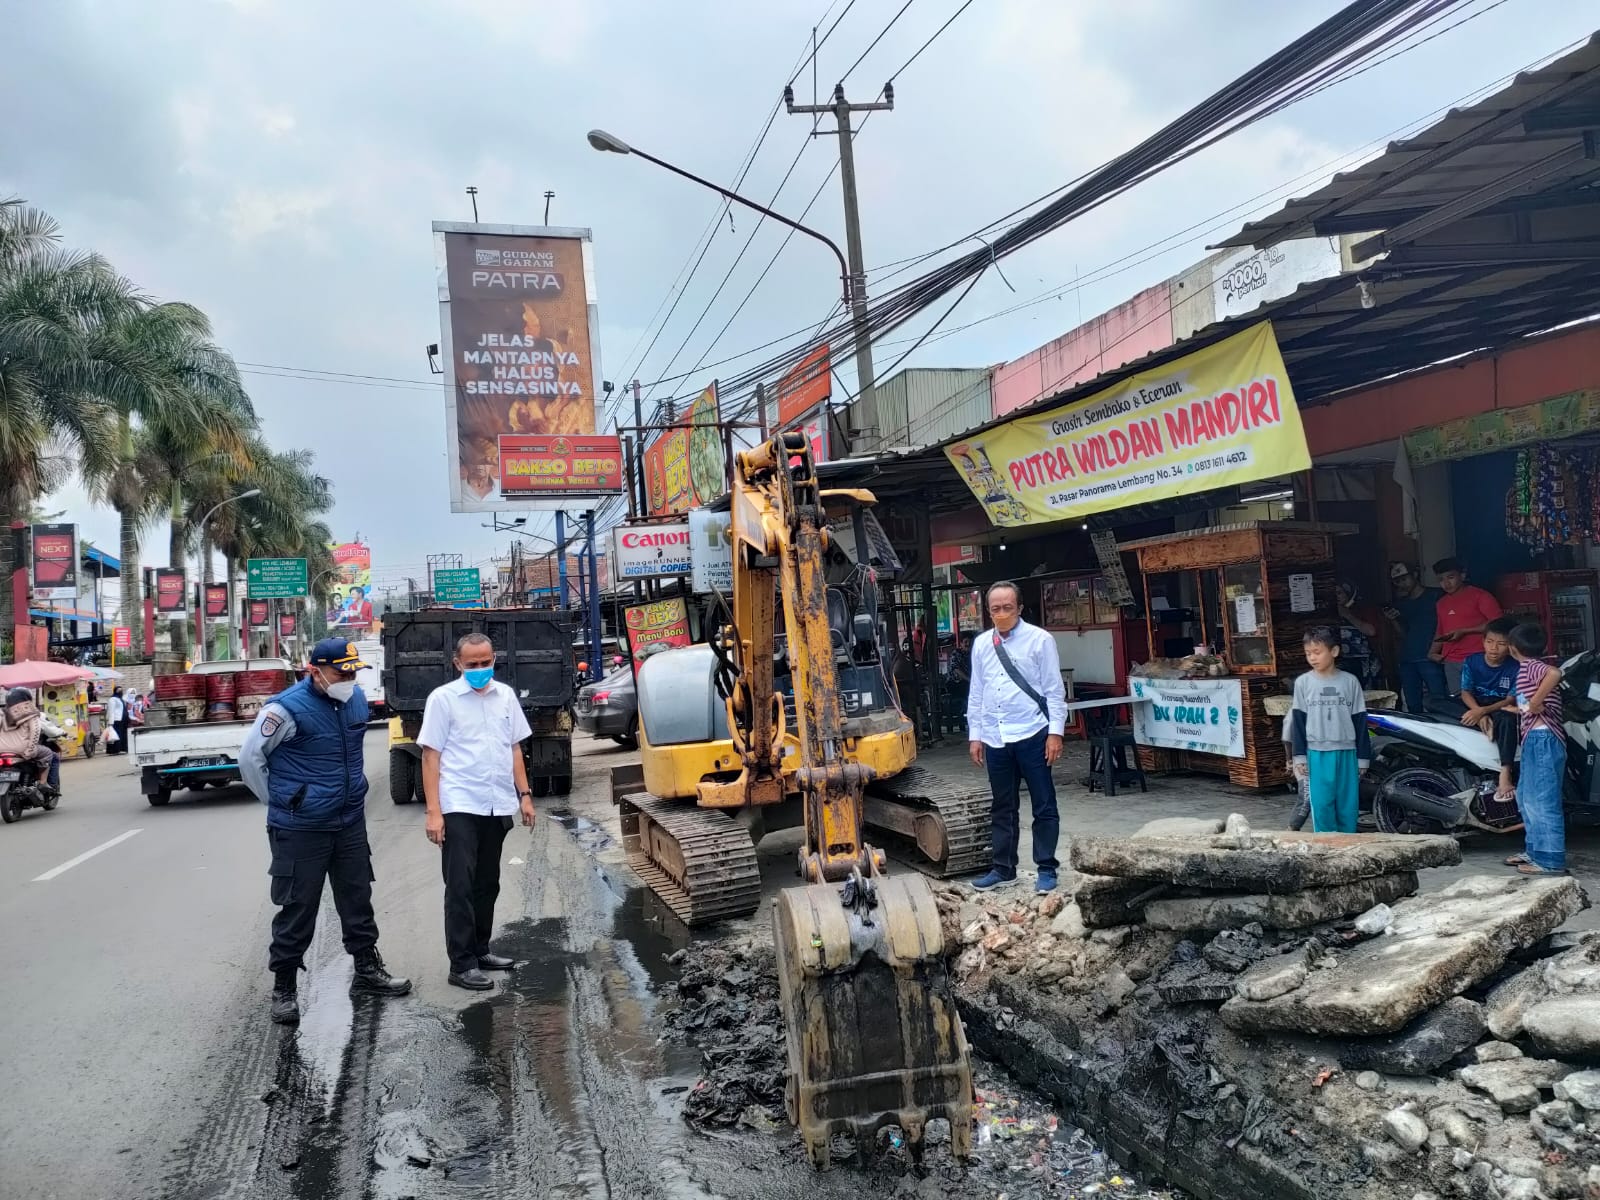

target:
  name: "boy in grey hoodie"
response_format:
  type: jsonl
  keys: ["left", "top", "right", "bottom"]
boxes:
{"left": 1289, "top": 625, "right": 1372, "bottom": 834}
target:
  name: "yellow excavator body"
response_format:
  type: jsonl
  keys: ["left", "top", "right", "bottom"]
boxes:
{"left": 616, "top": 431, "right": 975, "bottom": 1166}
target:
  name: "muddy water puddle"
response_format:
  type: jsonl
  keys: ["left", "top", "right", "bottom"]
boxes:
{"left": 168, "top": 810, "right": 1179, "bottom": 1199}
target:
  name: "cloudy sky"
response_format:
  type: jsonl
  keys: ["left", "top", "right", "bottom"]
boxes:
{"left": 4, "top": 0, "right": 1593, "bottom": 594}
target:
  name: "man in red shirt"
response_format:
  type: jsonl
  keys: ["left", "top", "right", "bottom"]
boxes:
{"left": 1432, "top": 557, "right": 1502, "bottom": 697}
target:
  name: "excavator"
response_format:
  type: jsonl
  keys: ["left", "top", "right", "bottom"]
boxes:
{"left": 611, "top": 430, "right": 976, "bottom": 1166}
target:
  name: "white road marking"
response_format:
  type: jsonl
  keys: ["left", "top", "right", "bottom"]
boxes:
{"left": 33, "top": 829, "right": 144, "bottom": 882}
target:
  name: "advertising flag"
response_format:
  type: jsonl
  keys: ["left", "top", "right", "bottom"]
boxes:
{"left": 29, "top": 524, "right": 77, "bottom": 600}
{"left": 154, "top": 568, "right": 187, "bottom": 614}
{"left": 944, "top": 323, "right": 1309, "bottom": 528}
{"left": 203, "top": 583, "right": 229, "bottom": 624}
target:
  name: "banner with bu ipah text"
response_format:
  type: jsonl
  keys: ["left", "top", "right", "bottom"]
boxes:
{"left": 944, "top": 323, "right": 1310, "bottom": 528}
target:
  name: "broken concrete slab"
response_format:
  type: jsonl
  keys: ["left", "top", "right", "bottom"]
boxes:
{"left": 1144, "top": 871, "right": 1419, "bottom": 932}
{"left": 1458, "top": 1058, "right": 1572, "bottom": 1114}
{"left": 1070, "top": 830, "right": 1460, "bottom": 891}
{"left": 1472, "top": 1041, "right": 1523, "bottom": 1064}
{"left": 1484, "top": 962, "right": 1548, "bottom": 1041}
{"left": 1236, "top": 955, "right": 1307, "bottom": 1002}
{"left": 1337, "top": 998, "right": 1485, "bottom": 1077}
{"left": 1133, "top": 816, "right": 1225, "bottom": 838}
{"left": 1219, "top": 875, "right": 1583, "bottom": 1036}
{"left": 1071, "top": 872, "right": 1160, "bottom": 928}
{"left": 1522, "top": 996, "right": 1600, "bottom": 1060}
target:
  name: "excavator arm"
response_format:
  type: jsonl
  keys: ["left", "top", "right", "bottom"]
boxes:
{"left": 722, "top": 431, "right": 973, "bottom": 1169}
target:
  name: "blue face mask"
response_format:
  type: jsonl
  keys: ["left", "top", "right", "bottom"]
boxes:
{"left": 463, "top": 667, "right": 494, "bottom": 690}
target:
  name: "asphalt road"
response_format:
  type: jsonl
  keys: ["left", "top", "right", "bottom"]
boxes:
{"left": 0, "top": 731, "right": 985, "bottom": 1200}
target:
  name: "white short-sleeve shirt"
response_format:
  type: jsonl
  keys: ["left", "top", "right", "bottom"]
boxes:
{"left": 416, "top": 677, "right": 533, "bottom": 816}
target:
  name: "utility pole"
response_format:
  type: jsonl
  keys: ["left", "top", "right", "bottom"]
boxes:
{"left": 543, "top": 191, "right": 555, "bottom": 224}
{"left": 785, "top": 82, "right": 894, "bottom": 450}
{"left": 466, "top": 186, "right": 479, "bottom": 222}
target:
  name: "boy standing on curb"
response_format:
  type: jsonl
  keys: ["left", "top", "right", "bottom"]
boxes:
{"left": 1506, "top": 623, "right": 1566, "bottom": 875}
{"left": 1289, "top": 626, "right": 1372, "bottom": 835}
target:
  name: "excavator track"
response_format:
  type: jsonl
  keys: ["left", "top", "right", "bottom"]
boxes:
{"left": 864, "top": 765, "right": 992, "bottom": 878}
{"left": 617, "top": 791, "right": 762, "bottom": 926}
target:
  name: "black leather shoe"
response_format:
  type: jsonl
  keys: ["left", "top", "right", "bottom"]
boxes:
{"left": 270, "top": 970, "right": 299, "bottom": 1024}
{"left": 351, "top": 949, "right": 412, "bottom": 997}
{"left": 477, "top": 953, "right": 515, "bottom": 971}
{"left": 449, "top": 967, "right": 494, "bottom": 991}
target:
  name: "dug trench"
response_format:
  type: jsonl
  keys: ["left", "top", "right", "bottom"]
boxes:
{"left": 155, "top": 804, "right": 1183, "bottom": 1199}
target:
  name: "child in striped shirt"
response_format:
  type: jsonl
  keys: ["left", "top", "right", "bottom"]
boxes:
{"left": 1507, "top": 622, "right": 1566, "bottom": 875}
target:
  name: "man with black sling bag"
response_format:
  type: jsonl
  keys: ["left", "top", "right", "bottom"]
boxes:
{"left": 965, "top": 580, "right": 1068, "bottom": 893}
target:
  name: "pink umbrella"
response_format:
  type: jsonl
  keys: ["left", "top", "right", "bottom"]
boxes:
{"left": 0, "top": 661, "right": 98, "bottom": 689}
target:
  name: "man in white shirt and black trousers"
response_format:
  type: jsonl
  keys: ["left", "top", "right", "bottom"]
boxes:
{"left": 966, "top": 581, "right": 1069, "bottom": 893}
{"left": 418, "top": 632, "right": 537, "bottom": 991}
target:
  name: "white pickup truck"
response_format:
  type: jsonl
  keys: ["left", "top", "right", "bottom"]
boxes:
{"left": 130, "top": 658, "right": 294, "bottom": 807}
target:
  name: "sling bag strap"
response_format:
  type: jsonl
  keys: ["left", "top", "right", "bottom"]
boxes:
{"left": 991, "top": 631, "right": 1050, "bottom": 720}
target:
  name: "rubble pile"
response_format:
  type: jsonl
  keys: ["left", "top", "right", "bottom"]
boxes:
{"left": 933, "top": 817, "right": 1600, "bottom": 1200}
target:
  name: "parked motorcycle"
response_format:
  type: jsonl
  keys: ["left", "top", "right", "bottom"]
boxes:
{"left": 0, "top": 735, "right": 63, "bottom": 824}
{"left": 1362, "top": 650, "right": 1600, "bottom": 836}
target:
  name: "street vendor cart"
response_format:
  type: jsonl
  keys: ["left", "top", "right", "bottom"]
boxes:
{"left": 1121, "top": 521, "right": 1353, "bottom": 789}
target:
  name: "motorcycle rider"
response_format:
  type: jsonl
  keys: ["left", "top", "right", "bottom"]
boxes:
{"left": 0, "top": 687, "right": 59, "bottom": 797}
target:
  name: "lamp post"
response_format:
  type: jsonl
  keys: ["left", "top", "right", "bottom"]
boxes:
{"left": 586, "top": 128, "right": 853, "bottom": 314}
{"left": 195, "top": 489, "right": 261, "bottom": 660}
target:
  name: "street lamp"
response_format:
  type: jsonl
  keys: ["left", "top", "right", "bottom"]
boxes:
{"left": 586, "top": 128, "right": 852, "bottom": 304}
{"left": 195, "top": 489, "right": 261, "bottom": 660}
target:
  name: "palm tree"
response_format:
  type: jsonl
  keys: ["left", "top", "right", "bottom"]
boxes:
{"left": 91, "top": 302, "right": 256, "bottom": 656}
{"left": 204, "top": 445, "right": 335, "bottom": 656}
{"left": 0, "top": 198, "right": 143, "bottom": 636}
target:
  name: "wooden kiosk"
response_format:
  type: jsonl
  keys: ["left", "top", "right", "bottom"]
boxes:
{"left": 1121, "top": 521, "right": 1346, "bottom": 789}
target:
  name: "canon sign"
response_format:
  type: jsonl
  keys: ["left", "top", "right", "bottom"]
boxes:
{"left": 611, "top": 520, "right": 693, "bottom": 579}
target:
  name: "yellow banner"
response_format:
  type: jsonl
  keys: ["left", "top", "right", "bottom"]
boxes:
{"left": 945, "top": 323, "right": 1309, "bottom": 528}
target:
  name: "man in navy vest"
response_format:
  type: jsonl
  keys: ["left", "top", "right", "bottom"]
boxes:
{"left": 241, "top": 637, "right": 412, "bottom": 1024}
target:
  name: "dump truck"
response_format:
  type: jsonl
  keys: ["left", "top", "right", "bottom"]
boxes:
{"left": 381, "top": 607, "right": 580, "bottom": 805}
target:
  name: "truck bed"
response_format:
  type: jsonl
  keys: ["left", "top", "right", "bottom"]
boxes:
{"left": 131, "top": 721, "right": 255, "bottom": 801}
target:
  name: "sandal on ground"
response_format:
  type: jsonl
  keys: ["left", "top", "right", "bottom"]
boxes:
{"left": 1503, "top": 853, "right": 1530, "bottom": 866}
{"left": 1515, "top": 861, "right": 1563, "bottom": 875}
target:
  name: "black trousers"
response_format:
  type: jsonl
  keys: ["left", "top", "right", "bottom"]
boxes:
{"left": 1427, "top": 699, "right": 1522, "bottom": 773}
{"left": 441, "top": 813, "right": 513, "bottom": 973}
{"left": 266, "top": 822, "right": 379, "bottom": 973}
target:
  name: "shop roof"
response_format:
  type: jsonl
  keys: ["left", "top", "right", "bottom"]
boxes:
{"left": 1215, "top": 34, "right": 1600, "bottom": 252}
{"left": 869, "top": 33, "right": 1600, "bottom": 463}
{"left": 1118, "top": 520, "right": 1360, "bottom": 551}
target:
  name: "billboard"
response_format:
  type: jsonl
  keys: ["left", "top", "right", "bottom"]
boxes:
{"left": 434, "top": 223, "right": 602, "bottom": 512}
{"left": 624, "top": 598, "right": 692, "bottom": 672}
{"left": 499, "top": 434, "right": 623, "bottom": 496}
{"left": 249, "top": 600, "right": 269, "bottom": 629}
{"left": 29, "top": 524, "right": 77, "bottom": 600}
{"left": 277, "top": 613, "right": 296, "bottom": 639}
{"left": 154, "top": 568, "right": 187, "bottom": 613}
{"left": 643, "top": 383, "right": 723, "bottom": 517}
{"left": 944, "top": 323, "right": 1309, "bottom": 529}
{"left": 203, "top": 584, "right": 229, "bottom": 624}
{"left": 611, "top": 521, "right": 692, "bottom": 580}
{"left": 777, "top": 344, "right": 830, "bottom": 430}
{"left": 327, "top": 542, "right": 373, "bottom": 629}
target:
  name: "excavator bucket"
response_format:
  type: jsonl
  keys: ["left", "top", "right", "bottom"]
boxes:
{"left": 772, "top": 871, "right": 974, "bottom": 1169}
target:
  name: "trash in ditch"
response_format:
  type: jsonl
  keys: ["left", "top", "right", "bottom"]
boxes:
{"left": 664, "top": 939, "right": 1189, "bottom": 1197}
